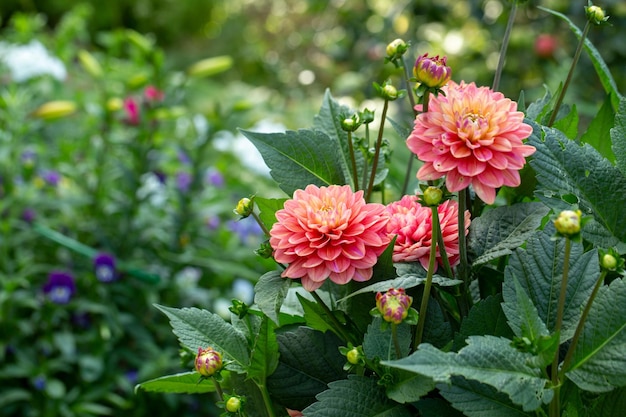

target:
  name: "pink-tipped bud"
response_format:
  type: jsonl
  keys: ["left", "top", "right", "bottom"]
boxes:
{"left": 195, "top": 347, "right": 222, "bottom": 377}
{"left": 376, "top": 288, "right": 413, "bottom": 324}
{"left": 554, "top": 210, "right": 582, "bottom": 237}
{"left": 413, "top": 53, "right": 451, "bottom": 89}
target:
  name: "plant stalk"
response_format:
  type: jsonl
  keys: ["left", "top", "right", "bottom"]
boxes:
{"left": 365, "top": 100, "right": 389, "bottom": 202}
{"left": 457, "top": 189, "right": 471, "bottom": 313}
{"left": 391, "top": 323, "right": 403, "bottom": 359}
{"left": 312, "top": 290, "right": 355, "bottom": 345}
{"left": 347, "top": 131, "right": 360, "bottom": 190}
{"left": 492, "top": 0, "right": 518, "bottom": 91}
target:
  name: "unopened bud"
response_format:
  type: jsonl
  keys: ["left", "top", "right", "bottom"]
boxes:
{"left": 554, "top": 210, "right": 582, "bottom": 237}
{"left": 586, "top": 5, "right": 607, "bottom": 25}
{"left": 195, "top": 347, "right": 222, "bottom": 377}
{"left": 255, "top": 241, "right": 273, "bottom": 259}
{"left": 601, "top": 253, "right": 617, "bottom": 271}
{"left": 77, "top": 50, "right": 103, "bottom": 78}
{"left": 376, "top": 288, "right": 413, "bottom": 324}
{"left": 32, "top": 100, "right": 77, "bottom": 120}
{"left": 234, "top": 197, "right": 254, "bottom": 218}
{"left": 187, "top": 56, "right": 234, "bottom": 78}
{"left": 346, "top": 347, "right": 362, "bottom": 365}
{"left": 382, "top": 84, "right": 398, "bottom": 101}
{"left": 225, "top": 396, "right": 242, "bottom": 412}
{"left": 414, "top": 53, "right": 452, "bottom": 89}
{"left": 386, "top": 38, "right": 408, "bottom": 60}
{"left": 360, "top": 108, "right": 375, "bottom": 124}
{"left": 422, "top": 186, "right": 443, "bottom": 206}
{"left": 106, "top": 97, "right": 123, "bottom": 112}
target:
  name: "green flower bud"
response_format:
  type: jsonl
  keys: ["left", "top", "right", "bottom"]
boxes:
{"left": 346, "top": 347, "right": 362, "bottom": 365}
{"left": 225, "top": 396, "right": 242, "bottom": 413}
{"left": 32, "top": 100, "right": 77, "bottom": 120}
{"left": 554, "top": 210, "right": 582, "bottom": 237}
{"left": 386, "top": 38, "right": 408, "bottom": 60}
{"left": 255, "top": 240, "right": 274, "bottom": 259}
{"left": 601, "top": 253, "right": 617, "bottom": 271}
{"left": 77, "top": 50, "right": 103, "bottom": 78}
{"left": 360, "top": 108, "right": 375, "bottom": 124}
{"left": 586, "top": 5, "right": 607, "bottom": 25}
{"left": 195, "top": 347, "right": 222, "bottom": 377}
{"left": 382, "top": 84, "right": 398, "bottom": 101}
{"left": 422, "top": 186, "right": 443, "bottom": 206}
{"left": 234, "top": 197, "right": 254, "bottom": 218}
{"left": 340, "top": 114, "right": 361, "bottom": 132}
{"left": 376, "top": 288, "right": 413, "bottom": 324}
{"left": 187, "top": 56, "right": 234, "bottom": 78}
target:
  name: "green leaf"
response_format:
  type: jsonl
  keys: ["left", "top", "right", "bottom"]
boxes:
{"left": 386, "top": 371, "right": 435, "bottom": 405}
{"left": 455, "top": 295, "right": 514, "bottom": 349}
{"left": 581, "top": 95, "right": 616, "bottom": 162}
{"left": 422, "top": 299, "right": 453, "bottom": 349}
{"left": 502, "top": 273, "right": 549, "bottom": 342}
{"left": 254, "top": 271, "right": 291, "bottom": 326}
{"left": 297, "top": 293, "right": 338, "bottom": 336}
{"left": 254, "top": 197, "right": 287, "bottom": 231}
{"left": 364, "top": 317, "right": 412, "bottom": 361}
{"left": 266, "top": 327, "right": 347, "bottom": 411}
{"left": 589, "top": 386, "right": 626, "bottom": 417}
{"left": 383, "top": 336, "right": 553, "bottom": 411}
{"left": 529, "top": 125, "right": 626, "bottom": 244}
{"left": 566, "top": 278, "right": 626, "bottom": 392}
{"left": 0, "top": 389, "right": 31, "bottom": 408}
{"left": 468, "top": 202, "right": 550, "bottom": 267}
{"left": 247, "top": 316, "right": 279, "bottom": 383}
{"left": 240, "top": 128, "right": 347, "bottom": 196}
{"left": 154, "top": 305, "right": 250, "bottom": 372}
{"left": 303, "top": 375, "right": 413, "bottom": 417}
{"left": 553, "top": 104, "right": 579, "bottom": 140}
{"left": 538, "top": 6, "right": 623, "bottom": 111}
{"left": 438, "top": 376, "right": 534, "bottom": 417}
{"left": 135, "top": 372, "right": 215, "bottom": 394}
{"left": 503, "top": 225, "right": 598, "bottom": 342}
{"left": 611, "top": 96, "right": 626, "bottom": 177}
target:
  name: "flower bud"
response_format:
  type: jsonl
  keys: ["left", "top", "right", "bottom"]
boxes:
{"left": 225, "top": 396, "right": 242, "bottom": 413}
{"left": 106, "top": 97, "right": 123, "bottom": 112}
{"left": 195, "top": 347, "right": 222, "bottom": 377}
{"left": 413, "top": 53, "right": 451, "bottom": 89}
{"left": 360, "top": 108, "right": 375, "bottom": 124}
{"left": 346, "top": 347, "right": 362, "bottom": 365}
{"left": 422, "top": 186, "right": 443, "bottom": 206}
{"left": 234, "top": 197, "right": 254, "bottom": 218}
{"left": 554, "top": 210, "right": 582, "bottom": 236}
{"left": 255, "top": 241, "right": 274, "bottom": 259}
{"left": 376, "top": 288, "right": 413, "bottom": 324}
{"left": 586, "top": 5, "right": 607, "bottom": 25}
{"left": 382, "top": 84, "right": 398, "bottom": 101}
{"left": 32, "top": 100, "right": 77, "bottom": 120}
{"left": 386, "top": 38, "right": 408, "bottom": 60}
{"left": 601, "top": 253, "right": 617, "bottom": 271}
{"left": 187, "top": 56, "right": 234, "bottom": 78}
{"left": 77, "top": 49, "right": 103, "bottom": 78}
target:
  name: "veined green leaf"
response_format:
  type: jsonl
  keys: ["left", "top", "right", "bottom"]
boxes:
{"left": 454, "top": 295, "right": 514, "bottom": 349}
{"left": 254, "top": 197, "right": 286, "bottom": 231}
{"left": 364, "top": 317, "right": 412, "bottom": 361}
{"left": 589, "top": 386, "right": 626, "bottom": 417}
{"left": 580, "top": 95, "right": 616, "bottom": 162}
{"left": 135, "top": 372, "right": 214, "bottom": 394}
{"left": 154, "top": 305, "right": 249, "bottom": 373}
{"left": 303, "top": 375, "right": 413, "bottom": 417}
{"left": 247, "top": 316, "right": 279, "bottom": 383}
{"left": 241, "top": 128, "right": 347, "bottom": 196}
{"left": 254, "top": 271, "right": 291, "bottom": 326}
{"left": 611, "top": 96, "right": 626, "bottom": 177}
{"left": 383, "top": 336, "right": 553, "bottom": 411}
{"left": 566, "top": 278, "right": 626, "bottom": 392}
{"left": 502, "top": 273, "right": 549, "bottom": 341}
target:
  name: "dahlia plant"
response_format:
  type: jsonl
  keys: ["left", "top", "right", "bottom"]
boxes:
{"left": 138, "top": 3, "right": 626, "bottom": 417}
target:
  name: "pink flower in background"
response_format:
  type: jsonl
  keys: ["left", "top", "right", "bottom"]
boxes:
{"left": 144, "top": 85, "right": 164, "bottom": 102}
{"left": 270, "top": 184, "right": 391, "bottom": 291}
{"left": 385, "top": 195, "right": 470, "bottom": 271}
{"left": 407, "top": 81, "right": 535, "bottom": 204}
{"left": 123, "top": 97, "right": 140, "bottom": 125}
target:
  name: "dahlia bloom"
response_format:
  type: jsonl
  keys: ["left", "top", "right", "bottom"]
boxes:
{"left": 385, "top": 195, "right": 470, "bottom": 271}
{"left": 269, "top": 184, "right": 391, "bottom": 291}
{"left": 407, "top": 81, "right": 535, "bottom": 204}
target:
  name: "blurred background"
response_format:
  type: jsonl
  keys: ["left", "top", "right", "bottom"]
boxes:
{"left": 0, "top": 0, "right": 624, "bottom": 416}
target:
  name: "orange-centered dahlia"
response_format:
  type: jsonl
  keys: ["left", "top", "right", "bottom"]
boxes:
{"left": 407, "top": 81, "right": 535, "bottom": 204}
{"left": 269, "top": 184, "right": 391, "bottom": 291}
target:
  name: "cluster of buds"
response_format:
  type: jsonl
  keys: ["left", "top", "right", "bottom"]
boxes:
{"left": 374, "top": 288, "right": 416, "bottom": 325}
{"left": 413, "top": 53, "right": 451, "bottom": 89}
{"left": 195, "top": 347, "right": 223, "bottom": 377}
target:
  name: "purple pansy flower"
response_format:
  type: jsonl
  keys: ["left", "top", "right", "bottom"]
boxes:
{"left": 43, "top": 271, "right": 76, "bottom": 304}
{"left": 41, "top": 170, "right": 61, "bottom": 187}
{"left": 93, "top": 252, "right": 118, "bottom": 283}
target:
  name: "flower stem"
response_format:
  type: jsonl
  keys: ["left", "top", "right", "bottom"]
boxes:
{"left": 391, "top": 323, "right": 402, "bottom": 359}
{"left": 347, "top": 131, "right": 360, "bottom": 190}
{"left": 400, "top": 56, "right": 418, "bottom": 116}
{"left": 251, "top": 211, "right": 271, "bottom": 237}
{"left": 457, "top": 189, "right": 471, "bottom": 314}
{"left": 211, "top": 376, "right": 224, "bottom": 401}
{"left": 547, "top": 20, "right": 591, "bottom": 127}
{"left": 365, "top": 100, "right": 389, "bottom": 202}
{"left": 361, "top": 124, "right": 371, "bottom": 191}
{"left": 559, "top": 269, "right": 607, "bottom": 378}
{"left": 312, "top": 290, "right": 355, "bottom": 344}
{"left": 492, "top": 1, "right": 518, "bottom": 91}
{"left": 256, "top": 382, "right": 277, "bottom": 417}
{"left": 414, "top": 205, "right": 440, "bottom": 349}
{"left": 549, "top": 237, "right": 572, "bottom": 417}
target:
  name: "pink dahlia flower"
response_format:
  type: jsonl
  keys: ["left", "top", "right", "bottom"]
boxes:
{"left": 385, "top": 195, "right": 470, "bottom": 271}
{"left": 407, "top": 81, "right": 535, "bottom": 204}
{"left": 269, "top": 184, "right": 391, "bottom": 291}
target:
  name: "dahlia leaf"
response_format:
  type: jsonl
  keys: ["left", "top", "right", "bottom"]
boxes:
{"left": 502, "top": 272, "right": 549, "bottom": 342}
{"left": 438, "top": 377, "right": 534, "bottom": 417}
{"left": 254, "top": 197, "right": 287, "bottom": 230}
{"left": 247, "top": 316, "right": 279, "bottom": 383}
{"left": 382, "top": 336, "right": 553, "bottom": 411}
{"left": 154, "top": 305, "right": 250, "bottom": 373}
{"left": 468, "top": 202, "right": 550, "bottom": 267}
{"left": 297, "top": 293, "right": 339, "bottom": 336}
{"left": 580, "top": 95, "right": 615, "bottom": 162}
{"left": 266, "top": 327, "right": 347, "bottom": 411}
{"left": 313, "top": 89, "right": 366, "bottom": 188}
{"left": 611, "top": 96, "right": 626, "bottom": 177}
{"left": 364, "top": 317, "right": 412, "bottom": 361}
{"left": 135, "top": 372, "right": 215, "bottom": 394}
{"left": 422, "top": 300, "right": 453, "bottom": 349}
{"left": 503, "top": 224, "right": 598, "bottom": 342}
{"left": 529, "top": 124, "right": 626, "bottom": 244}
{"left": 454, "top": 295, "right": 514, "bottom": 349}
{"left": 538, "top": 6, "right": 622, "bottom": 111}
{"left": 254, "top": 270, "right": 291, "bottom": 326}
{"left": 386, "top": 371, "right": 436, "bottom": 404}
{"left": 552, "top": 103, "right": 578, "bottom": 140}
{"left": 240, "top": 128, "right": 347, "bottom": 196}
{"left": 303, "top": 375, "right": 413, "bottom": 417}
{"left": 565, "top": 278, "right": 626, "bottom": 392}
{"left": 589, "top": 387, "right": 626, "bottom": 417}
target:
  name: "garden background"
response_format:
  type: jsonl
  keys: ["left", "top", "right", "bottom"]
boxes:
{"left": 0, "top": 0, "right": 625, "bottom": 416}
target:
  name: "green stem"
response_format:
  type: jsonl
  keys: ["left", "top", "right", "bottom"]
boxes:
{"left": 251, "top": 211, "right": 271, "bottom": 237}
{"left": 559, "top": 270, "right": 607, "bottom": 378}
{"left": 311, "top": 290, "right": 355, "bottom": 344}
{"left": 492, "top": 1, "right": 518, "bottom": 91}
{"left": 549, "top": 237, "right": 572, "bottom": 417}
{"left": 457, "top": 189, "right": 471, "bottom": 314}
{"left": 365, "top": 100, "right": 389, "bottom": 202}
{"left": 400, "top": 56, "right": 418, "bottom": 116}
{"left": 347, "top": 131, "right": 360, "bottom": 190}
{"left": 361, "top": 124, "right": 370, "bottom": 191}
{"left": 211, "top": 376, "right": 224, "bottom": 401}
{"left": 547, "top": 20, "right": 591, "bottom": 127}
{"left": 391, "top": 323, "right": 402, "bottom": 359}
{"left": 414, "top": 205, "right": 440, "bottom": 349}
{"left": 256, "top": 382, "right": 277, "bottom": 417}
